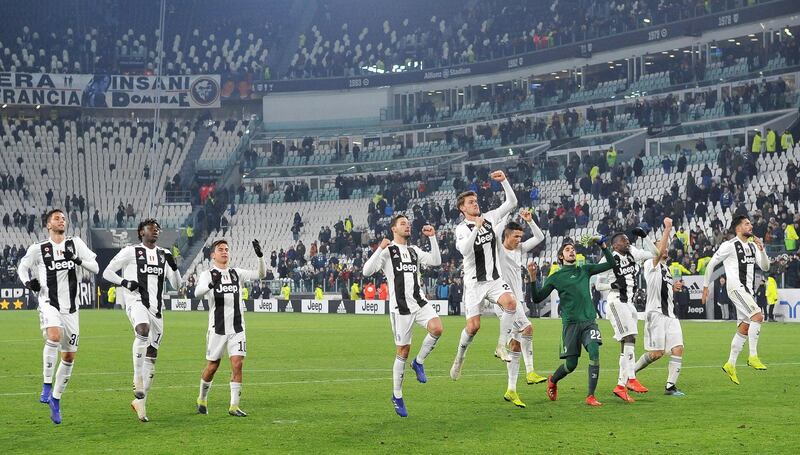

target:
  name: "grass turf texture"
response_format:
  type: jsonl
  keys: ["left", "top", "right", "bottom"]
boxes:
{"left": 0, "top": 311, "right": 798, "bottom": 454}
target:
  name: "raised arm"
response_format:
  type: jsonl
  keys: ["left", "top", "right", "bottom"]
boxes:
{"left": 363, "top": 239, "right": 390, "bottom": 276}
{"left": 484, "top": 171, "right": 517, "bottom": 223}
{"left": 753, "top": 237, "right": 770, "bottom": 272}
{"left": 519, "top": 210, "right": 545, "bottom": 253}
{"left": 417, "top": 226, "right": 441, "bottom": 267}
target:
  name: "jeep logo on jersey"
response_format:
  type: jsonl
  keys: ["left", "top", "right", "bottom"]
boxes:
{"left": 46, "top": 259, "right": 76, "bottom": 271}
{"left": 740, "top": 256, "right": 755, "bottom": 264}
{"left": 617, "top": 264, "right": 637, "bottom": 275}
{"left": 218, "top": 284, "right": 239, "bottom": 294}
{"left": 361, "top": 302, "right": 380, "bottom": 313}
{"left": 138, "top": 265, "right": 164, "bottom": 275}
{"left": 394, "top": 262, "right": 418, "bottom": 273}
{"left": 475, "top": 232, "right": 495, "bottom": 245}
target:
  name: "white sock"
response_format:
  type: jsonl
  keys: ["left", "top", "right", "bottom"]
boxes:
{"left": 230, "top": 382, "right": 242, "bottom": 407}
{"left": 142, "top": 357, "right": 156, "bottom": 397}
{"left": 520, "top": 335, "right": 534, "bottom": 373}
{"left": 393, "top": 355, "right": 406, "bottom": 398}
{"left": 456, "top": 328, "right": 474, "bottom": 361}
{"left": 199, "top": 380, "right": 212, "bottom": 401}
{"left": 667, "top": 355, "right": 682, "bottom": 388}
{"left": 43, "top": 340, "right": 59, "bottom": 383}
{"left": 499, "top": 308, "right": 515, "bottom": 346}
{"left": 132, "top": 335, "right": 148, "bottom": 389}
{"left": 635, "top": 352, "right": 656, "bottom": 372}
{"left": 415, "top": 334, "right": 439, "bottom": 364}
{"left": 747, "top": 321, "right": 762, "bottom": 357}
{"left": 507, "top": 351, "right": 521, "bottom": 391}
{"left": 728, "top": 332, "right": 746, "bottom": 365}
{"left": 52, "top": 360, "right": 73, "bottom": 400}
{"left": 617, "top": 353, "right": 627, "bottom": 386}
{"left": 623, "top": 342, "right": 636, "bottom": 379}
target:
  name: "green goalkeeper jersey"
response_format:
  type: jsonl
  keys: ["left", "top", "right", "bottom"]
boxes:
{"left": 531, "top": 247, "right": 614, "bottom": 324}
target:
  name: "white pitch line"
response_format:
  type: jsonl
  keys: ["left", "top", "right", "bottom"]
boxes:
{"left": 1, "top": 362, "right": 798, "bottom": 397}
{"left": 4, "top": 361, "right": 799, "bottom": 380}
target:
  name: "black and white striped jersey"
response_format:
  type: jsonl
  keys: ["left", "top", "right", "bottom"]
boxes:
{"left": 703, "top": 237, "right": 770, "bottom": 295}
{"left": 18, "top": 237, "right": 98, "bottom": 314}
{"left": 455, "top": 179, "right": 517, "bottom": 285}
{"left": 598, "top": 246, "right": 654, "bottom": 303}
{"left": 644, "top": 259, "right": 674, "bottom": 317}
{"left": 195, "top": 260, "right": 265, "bottom": 335}
{"left": 103, "top": 244, "right": 181, "bottom": 318}
{"left": 363, "top": 238, "right": 440, "bottom": 315}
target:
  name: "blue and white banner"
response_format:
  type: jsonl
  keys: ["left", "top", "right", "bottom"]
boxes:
{"left": 0, "top": 72, "right": 220, "bottom": 109}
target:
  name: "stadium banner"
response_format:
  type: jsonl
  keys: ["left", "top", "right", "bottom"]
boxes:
{"left": 78, "top": 282, "right": 95, "bottom": 309}
{"left": 161, "top": 297, "right": 450, "bottom": 316}
{"left": 682, "top": 275, "right": 708, "bottom": 320}
{"left": 170, "top": 298, "right": 192, "bottom": 311}
{"left": 0, "top": 72, "right": 221, "bottom": 109}
{"left": 355, "top": 299, "right": 386, "bottom": 315}
{"left": 0, "top": 286, "right": 30, "bottom": 310}
{"left": 253, "top": 298, "right": 279, "bottom": 313}
{"left": 252, "top": 0, "right": 796, "bottom": 94}
{"left": 301, "top": 299, "right": 329, "bottom": 313}
{"left": 777, "top": 289, "right": 800, "bottom": 323}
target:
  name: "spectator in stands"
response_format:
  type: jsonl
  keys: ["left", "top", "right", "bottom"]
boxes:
{"left": 125, "top": 203, "right": 135, "bottom": 222}
{"left": 751, "top": 130, "right": 763, "bottom": 157}
{"left": 781, "top": 129, "right": 795, "bottom": 156}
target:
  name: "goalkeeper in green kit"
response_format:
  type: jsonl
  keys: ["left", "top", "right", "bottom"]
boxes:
{"left": 529, "top": 236, "right": 614, "bottom": 406}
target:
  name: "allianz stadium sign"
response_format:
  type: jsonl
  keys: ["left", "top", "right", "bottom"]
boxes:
{"left": 0, "top": 72, "right": 220, "bottom": 109}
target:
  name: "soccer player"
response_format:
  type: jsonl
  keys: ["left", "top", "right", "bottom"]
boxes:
{"left": 701, "top": 215, "right": 770, "bottom": 384}
{"left": 449, "top": 170, "right": 530, "bottom": 408}
{"left": 363, "top": 215, "right": 442, "bottom": 417}
{"left": 529, "top": 237, "right": 614, "bottom": 406}
{"left": 595, "top": 227, "right": 654, "bottom": 402}
{"left": 490, "top": 208, "right": 547, "bottom": 386}
{"left": 102, "top": 218, "right": 181, "bottom": 422}
{"left": 17, "top": 209, "right": 98, "bottom": 424}
{"left": 633, "top": 218, "right": 686, "bottom": 396}
{"left": 194, "top": 239, "right": 266, "bottom": 417}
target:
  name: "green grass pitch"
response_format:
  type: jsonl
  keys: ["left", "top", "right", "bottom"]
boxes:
{"left": 0, "top": 311, "right": 798, "bottom": 454}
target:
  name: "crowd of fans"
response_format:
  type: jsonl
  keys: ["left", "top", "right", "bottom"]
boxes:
{"left": 286, "top": 0, "right": 732, "bottom": 79}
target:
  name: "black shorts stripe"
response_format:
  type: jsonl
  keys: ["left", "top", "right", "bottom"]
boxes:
{"left": 211, "top": 270, "right": 226, "bottom": 335}
{"left": 230, "top": 269, "right": 243, "bottom": 333}
{"left": 40, "top": 243, "right": 60, "bottom": 311}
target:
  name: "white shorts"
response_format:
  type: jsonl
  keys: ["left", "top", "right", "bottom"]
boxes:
{"left": 206, "top": 330, "right": 247, "bottom": 361}
{"left": 644, "top": 312, "right": 684, "bottom": 352}
{"left": 389, "top": 304, "right": 439, "bottom": 346}
{"left": 464, "top": 279, "right": 514, "bottom": 319}
{"left": 125, "top": 301, "right": 164, "bottom": 349}
{"left": 727, "top": 286, "right": 761, "bottom": 323}
{"left": 38, "top": 304, "right": 80, "bottom": 353}
{"left": 607, "top": 297, "right": 638, "bottom": 341}
{"left": 491, "top": 298, "right": 532, "bottom": 341}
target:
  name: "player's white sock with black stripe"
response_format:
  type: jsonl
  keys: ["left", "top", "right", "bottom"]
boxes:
{"left": 499, "top": 308, "right": 515, "bottom": 345}
{"left": 199, "top": 380, "right": 212, "bottom": 401}
{"left": 393, "top": 355, "right": 406, "bottom": 398}
{"left": 634, "top": 352, "right": 656, "bottom": 372}
{"left": 728, "top": 332, "right": 746, "bottom": 365}
{"left": 132, "top": 335, "right": 148, "bottom": 389}
{"left": 43, "top": 340, "right": 59, "bottom": 384}
{"left": 520, "top": 335, "right": 534, "bottom": 373}
{"left": 52, "top": 360, "right": 73, "bottom": 400}
{"left": 667, "top": 356, "right": 682, "bottom": 388}
{"left": 747, "top": 321, "right": 761, "bottom": 356}
{"left": 623, "top": 342, "right": 636, "bottom": 379}
{"left": 456, "top": 329, "right": 474, "bottom": 361}
{"left": 142, "top": 357, "right": 157, "bottom": 398}
{"left": 506, "top": 351, "right": 520, "bottom": 392}
{"left": 415, "top": 334, "right": 439, "bottom": 364}
{"left": 230, "top": 382, "right": 242, "bottom": 407}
